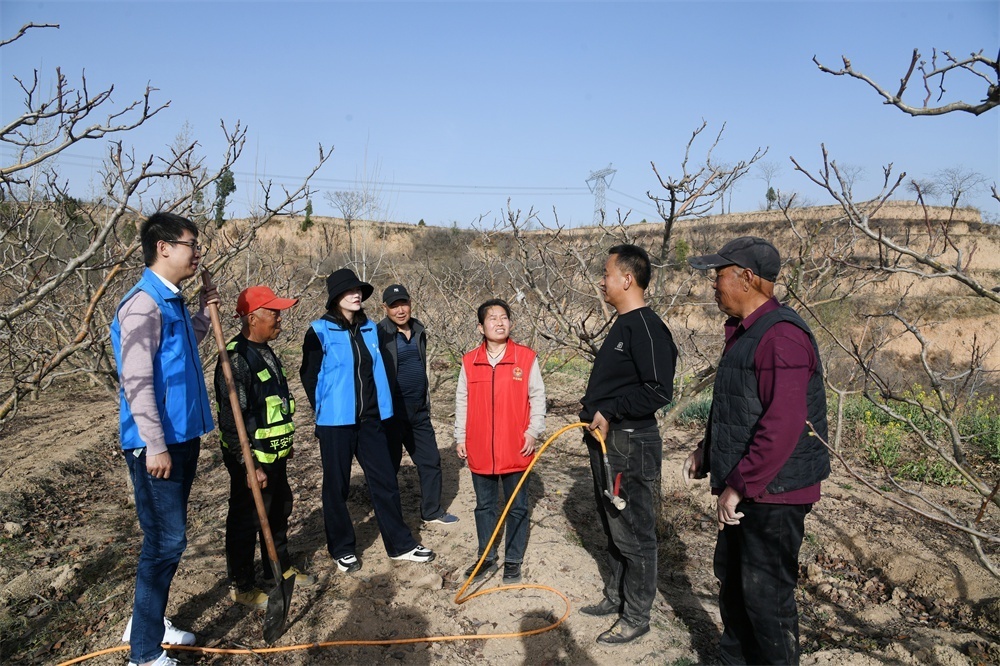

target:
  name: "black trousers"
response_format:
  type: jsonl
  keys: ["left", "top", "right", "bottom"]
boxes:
{"left": 714, "top": 501, "right": 811, "bottom": 665}
{"left": 586, "top": 427, "right": 662, "bottom": 627}
{"left": 316, "top": 420, "right": 418, "bottom": 559}
{"left": 222, "top": 450, "right": 292, "bottom": 591}
{"left": 385, "top": 401, "right": 445, "bottom": 521}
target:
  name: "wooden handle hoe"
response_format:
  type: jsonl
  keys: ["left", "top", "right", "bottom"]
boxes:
{"left": 201, "top": 270, "right": 293, "bottom": 644}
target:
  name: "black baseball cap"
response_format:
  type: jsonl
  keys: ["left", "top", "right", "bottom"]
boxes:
{"left": 382, "top": 284, "right": 411, "bottom": 304}
{"left": 687, "top": 236, "right": 781, "bottom": 282}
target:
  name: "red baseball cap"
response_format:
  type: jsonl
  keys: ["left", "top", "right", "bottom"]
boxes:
{"left": 235, "top": 285, "right": 299, "bottom": 318}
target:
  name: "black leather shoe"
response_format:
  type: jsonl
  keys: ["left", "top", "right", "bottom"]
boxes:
{"left": 502, "top": 562, "right": 522, "bottom": 584}
{"left": 464, "top": 558, "right": 497, "bottom": 581}
{"left": 597, "top": 619, "right": 650, "bottom": 645}
{"left": 579, "top": 598, "right": 620, "bottom": 616}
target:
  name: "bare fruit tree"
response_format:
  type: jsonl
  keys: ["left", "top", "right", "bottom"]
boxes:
{"left": 0, "top": 23, "right": 330, "bottom": 425}
{"left": 648, "top": 120, "right": 765, "bottom": 271}
{"left": 785, "top": 144, "right": 1000, "bottom": 576}
{"left": 322, "top": 158, "right": 393, "bottom": 283}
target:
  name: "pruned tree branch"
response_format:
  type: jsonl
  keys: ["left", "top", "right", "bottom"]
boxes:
{"left": 814, "top": 47, "right": 1000, "bottom": 116}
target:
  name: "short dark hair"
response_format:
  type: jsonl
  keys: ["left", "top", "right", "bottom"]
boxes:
{"left": 140, "top": 212, "right": 199, "bottom": 267}
{"left": 608, "top": 244, "right": 651, "bottom": 289}
{"left": 477, "top": 298, "right": 511, "bottom": 325}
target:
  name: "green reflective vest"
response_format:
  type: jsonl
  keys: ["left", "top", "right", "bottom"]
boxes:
{"left": 220, "top": 336, "right": 295, "bottom": 464}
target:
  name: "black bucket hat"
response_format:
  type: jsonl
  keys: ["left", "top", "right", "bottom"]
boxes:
{"left": 325, "top": 268, "right": 374, "bottom": 310}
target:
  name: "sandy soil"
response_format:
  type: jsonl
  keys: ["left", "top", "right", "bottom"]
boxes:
{"left": 1, "top": 379, "right": 998, "bottom": 666}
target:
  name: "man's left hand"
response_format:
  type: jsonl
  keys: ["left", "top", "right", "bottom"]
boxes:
{"left": 716, "top": 486, "right": 745, "bottom": 531}
{"left": 587, "top": 411, "right": 610, "bottom": 443}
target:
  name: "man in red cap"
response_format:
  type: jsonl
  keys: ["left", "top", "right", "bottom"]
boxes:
{"left": 214, "top": 285, "right": 314, "bottom": 609}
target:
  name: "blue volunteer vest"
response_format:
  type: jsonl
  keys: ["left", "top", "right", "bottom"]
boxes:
{"left": 310, "top": 318, "right": 393, "bottom": 426}
{"left": 110, "top": 268, "right": 214, "bottom": 449}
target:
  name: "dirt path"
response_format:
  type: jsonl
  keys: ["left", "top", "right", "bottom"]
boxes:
{"left": 1, "top": 386, "right": 998, "bottom": 665}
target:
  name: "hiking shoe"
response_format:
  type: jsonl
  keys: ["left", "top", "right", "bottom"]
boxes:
{"left": 127, "top": 650, "right": 178, "bottom": 666}
{"left": 597, "top": 618, "right": 650, "bottom": 645}
{"left": 336, "top": 554, "right": 362, "bottom": 573}
{"left": 502, "top": 562, "right": 522, "bottom": 584}
{"left": 390, "top": 545, "right": 436, "bottom": 563}
{"left": 229, "top": 587, "right": 268, "bottom": 610}
{"left": 464, "top": 558, "right": 498, "bottom": 581}
{"left": 122, "top": 616, "right": 196, "bottom": 646}
{"left": 424, "top": 512, "right": 460, "bottom": 525}
{"left": 283, "top": 566, "right": 317, "bottom": 586}
{"left": 266, "top": 566, "right": 318, "bottom": 587}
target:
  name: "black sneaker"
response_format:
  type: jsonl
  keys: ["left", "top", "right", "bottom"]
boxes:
{"left": 502, "top": 562, "right": 522, "bottom": 584}
{"left": 390, "top": 545, "right": 436, "bottom": 563}
{"left": 464, "top": 558, "right": 498, "bottom": 581}
{"left": 336, "top": 554, "right": 361, "bottom": 573}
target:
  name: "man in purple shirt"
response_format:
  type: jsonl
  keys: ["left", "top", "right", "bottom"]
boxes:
{"left": 684, "top": 237, "right": 830, "bottom": 665}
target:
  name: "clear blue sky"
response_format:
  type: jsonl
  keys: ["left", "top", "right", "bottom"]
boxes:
{"left": 2, "top": 1, "right": 997, "bottom": 226}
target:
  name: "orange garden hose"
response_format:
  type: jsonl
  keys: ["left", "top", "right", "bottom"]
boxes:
{"left": 58, "top": 423, "right": 605, "bottom": 665}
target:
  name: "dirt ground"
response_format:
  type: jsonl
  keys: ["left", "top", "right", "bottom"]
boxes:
{"left": 1, "top": 379, "right": 999, "bottom": 666}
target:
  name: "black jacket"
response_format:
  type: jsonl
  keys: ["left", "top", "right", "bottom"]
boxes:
{"left": 580, "top": 307, "right": 677, "bottom": 431}
{"left": 377, "top": 316, "right": 430, "bottom": 409}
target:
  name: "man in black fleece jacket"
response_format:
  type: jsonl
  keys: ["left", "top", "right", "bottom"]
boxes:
{"left": 579, "top": 244, "right": 677, "bottom": 645}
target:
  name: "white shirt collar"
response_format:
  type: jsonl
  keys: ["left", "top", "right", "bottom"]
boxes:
{"left": 149, "top": 268, "right": 181, "bottom": 295}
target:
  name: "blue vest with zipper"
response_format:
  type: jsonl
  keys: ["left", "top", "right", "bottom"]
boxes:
{"left": 110, "top": 268, "right": 214, "bottom": 450}
{"left": 310, "top": 318, "right": 393, "bottom": 426}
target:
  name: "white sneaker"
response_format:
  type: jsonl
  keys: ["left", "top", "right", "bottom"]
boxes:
{"left": 127, "top": 650, "right": 178, "bottom": 666}
{"left": 122, "top": 616, "right": 196, "bottom": 646}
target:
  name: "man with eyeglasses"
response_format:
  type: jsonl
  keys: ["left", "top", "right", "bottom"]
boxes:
{"left": 214, "top": 285, "right": 316, "bottom": 610}
{"left": 110, "top": 212, "right": 216, "bottom": 666}
{"left": 684, "top": 236, "right": 830, "bottom": 665}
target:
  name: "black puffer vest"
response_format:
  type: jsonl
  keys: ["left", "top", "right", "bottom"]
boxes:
{"left": 706, "top": 305, "right": 830, "bottom": 495}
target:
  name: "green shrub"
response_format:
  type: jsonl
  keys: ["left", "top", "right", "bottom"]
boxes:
{"left": 957, "top": 394, "right": 1000, "bottom": 461}
{"left": 842, "top": 393, "right": 965, "bottom": 486}
{"left": 675, "top": 392, "right": 713, "bottom": 426}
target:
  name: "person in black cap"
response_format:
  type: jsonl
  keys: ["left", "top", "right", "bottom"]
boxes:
{"left": 684, "top": 237, "right": 830, "bottom": 665}
{"left": 377, "top": 284, "right": 459, "bottom": 525}
{"left": 299, "top": 268, "right": 436, "bottom": 573}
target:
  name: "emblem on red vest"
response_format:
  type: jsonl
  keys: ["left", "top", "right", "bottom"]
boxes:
{"left": 513, "top": 366, "right": 523, "bottom": 381}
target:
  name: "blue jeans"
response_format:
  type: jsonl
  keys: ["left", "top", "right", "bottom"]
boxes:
{"left": 124, "top": 439, "right": 199, "bottom": 664}
{"left": 715, "top": 502, "right": 810, "bottom": 665}
{"left": 316, "top": 420, "right": 418, "bottom": 559}
{"left": 586, "top": 427, "right": 662, "bottom": 627}
{"left": 386, "top": 402, "right": 445, "bottom": 521}
{"left": 470, "top": 470, "right": 529, "bottom": 564}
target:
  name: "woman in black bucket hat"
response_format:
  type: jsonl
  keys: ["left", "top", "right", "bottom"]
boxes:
{"left": 300, "top": 268, "right": 435, "bottom": 573}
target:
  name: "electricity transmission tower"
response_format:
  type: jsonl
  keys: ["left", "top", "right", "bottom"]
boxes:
{"left": 586, "top": 164, "right": 616, "bottom": 224}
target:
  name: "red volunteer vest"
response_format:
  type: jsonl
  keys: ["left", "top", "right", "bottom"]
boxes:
{"left": 462, "top": 340, "right": 536, "bottom": 475}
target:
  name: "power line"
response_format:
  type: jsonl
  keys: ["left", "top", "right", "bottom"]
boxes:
{"left": 609, "top": 187, "right": 655, "bottom": 207}
{"left": 1, "top": 147, "right": 592, "bottom": 195}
